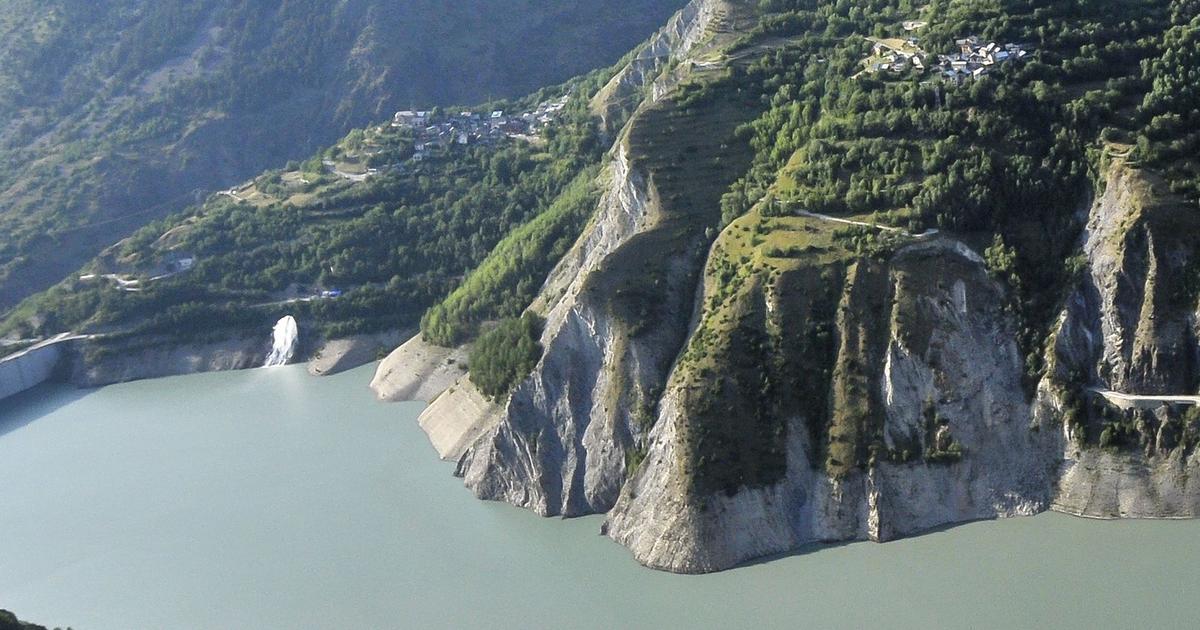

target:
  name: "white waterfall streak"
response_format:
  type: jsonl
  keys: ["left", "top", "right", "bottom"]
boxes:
{"left": 264, "top": 316, "right": 299, "bottom": 367}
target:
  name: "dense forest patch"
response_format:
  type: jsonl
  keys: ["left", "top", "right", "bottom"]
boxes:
{"left": 468, "top": 314, "right": 545, "bottom": 400}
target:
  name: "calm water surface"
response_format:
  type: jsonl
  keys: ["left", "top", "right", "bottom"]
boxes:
{"left": 1, "top": 365, "right": 1196, "bottom": 629}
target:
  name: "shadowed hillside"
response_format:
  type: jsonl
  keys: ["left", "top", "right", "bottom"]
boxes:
{"left": 0, "top": 0, "right": 687, "bottom": 310}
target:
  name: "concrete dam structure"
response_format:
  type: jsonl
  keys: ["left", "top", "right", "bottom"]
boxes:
{"left": 0, "top": 334, "right": 72, "bottom": 402}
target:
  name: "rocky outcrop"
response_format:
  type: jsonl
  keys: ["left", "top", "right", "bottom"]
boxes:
{"left": 390, "top": 0, "right": 1064, "bottom": 570}
{"left": 609, "top": 161, "right": 1199, "bottom": 572}
{"left": 606, "top": 238, "right": 1057, "bottom": 572}
{"left": 1052, "top": 161, "right": 1200, "bottom": 393}
{"left": 459, "top": 139, "right": 675, "bottom": 517}
{"left": 590, "top": 0, "right": 726, "bottom": 134}
{"left": 450, "top": 0, "right": 753, "bottom": 518}
{"left": 1042, "top": 158, "right": 1200, "bottom": 519}
{"left": 380, "top": 6, "right": 1200, "bottom": 575}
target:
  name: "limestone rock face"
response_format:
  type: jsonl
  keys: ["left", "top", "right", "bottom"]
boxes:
{"left": 1056, "top": 163, "right": 1200, "bottom": 394}
{"left": 605, "top": 390, "right": 863, "bottom": 573}
{"left": 384, "top": 9, "right": 1200, "bottom": 575}
{"left": 1042, "top": 160, "right": 1200, "bottom": 520}
{"left": 461, "top": 135, "right": 698, "bottom": 517}
{"left": 590, "top": 0, "right": 726, "bottom": 134}
{"left": 455, "top": 0, "right": 741, "bottom": 518}
{"left": 606, "top": 239, "right": 1056, "bottom": 573}
{"left": 450, "top": 142, "right": 652, "bottom": 518}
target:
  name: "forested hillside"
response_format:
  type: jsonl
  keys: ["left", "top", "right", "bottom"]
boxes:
{"left": 0, "top": 0, "right": 686, "bottom": 310}
{"left": 0, "top": 71, "right": 612, "bottom": 352}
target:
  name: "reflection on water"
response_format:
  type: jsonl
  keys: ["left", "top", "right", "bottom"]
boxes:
{"left": 0, "top": 365, "right": 1196, "bottom": 630}
{"left": 0, "top": 382, "right": 92, "bottom": 438}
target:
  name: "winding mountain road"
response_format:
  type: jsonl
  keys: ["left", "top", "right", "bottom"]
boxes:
{"left": 789, "top": 207, "right": 941, "bottom": 239}
{"left": 795, "top": 209, "right": 909, "bottom": 233}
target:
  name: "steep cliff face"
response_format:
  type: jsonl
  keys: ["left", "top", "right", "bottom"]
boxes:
{"left": 454, "top": 0, "right": 760, "bottom": 517}
{"left": 606, "top": 236, "right": 1057, "bottom": 572}
{"left": 380, "top": 0, "right": 1200, "bottom": 575}
{"left": 590, "top": 0, "right": 729, "bottom": 134}
{"left": 453, "top": 134, "right": 661, "bottom": 516}
{"left": 1052, "top": 161, "right": 1200, "bottom": 394}
{"left": 596, "top": 159, "right": 1200, "bottom": 572}
{"left": 1042, "top": 158, "right": 1200, "bottom": 518}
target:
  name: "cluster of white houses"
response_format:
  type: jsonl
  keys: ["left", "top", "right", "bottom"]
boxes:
{"left": 865, "top": 35, "right": 1030, "bottom": 82}
{"left": 392, "top": 94, "right": 569, "bottom": 160}
{"left": 935, "top": 36, "right": 1029, "bottom": 82}
{"left": 867, "top": 37, "right": 929, "bottom": 74}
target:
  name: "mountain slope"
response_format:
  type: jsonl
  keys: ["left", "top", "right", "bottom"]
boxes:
{"left": 0, "top": 0, "right": 687, "bottom": 310}
{"left": 6, "top": 0, "right": 1200, "bottom": 574}
{"left": 386, "top": 0, "right": 1200, "bottom": 572}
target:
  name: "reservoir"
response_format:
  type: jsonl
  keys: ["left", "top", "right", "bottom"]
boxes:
{"left": 1, "top": 365, "right": 1196, "bottom": 629}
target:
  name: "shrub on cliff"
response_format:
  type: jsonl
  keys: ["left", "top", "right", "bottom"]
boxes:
{"left": 468, "top": 314, "right": 545, "bottom": 401}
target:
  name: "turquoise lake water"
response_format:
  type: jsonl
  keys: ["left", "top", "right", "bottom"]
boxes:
{"left": 1, "top": 364, "right": 1196, "bottom": 629}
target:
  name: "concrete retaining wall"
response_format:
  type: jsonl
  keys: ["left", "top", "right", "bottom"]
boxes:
{"left": 0, "top": 343, "right": 63, "bottom": 402}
